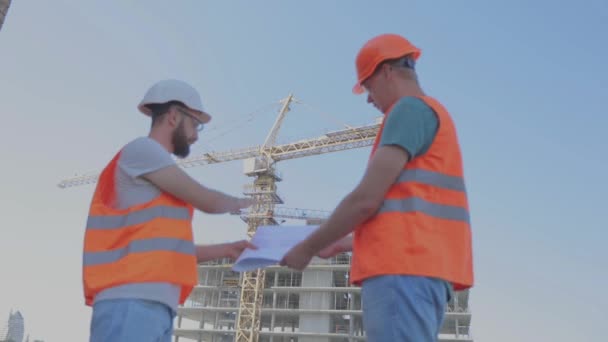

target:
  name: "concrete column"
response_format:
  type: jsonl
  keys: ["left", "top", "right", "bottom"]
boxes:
{"left": 174, "top": 315, "right": 182, "bottom": 342}
{"left": 299, "top": 257, "right": 331, "bottom": 342}
{"left": 270, "top": 271, "right": 278, "bottom": 342}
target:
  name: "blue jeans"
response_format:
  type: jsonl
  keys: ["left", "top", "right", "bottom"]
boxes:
{"left": 361, "top": 275, "right": 448, "bottom": 342}
{"left": 90, "top": 299, "right": 174, "bottom": 342}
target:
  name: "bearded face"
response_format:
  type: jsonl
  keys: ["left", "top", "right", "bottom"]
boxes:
{"left": 171, "top": 120, "right": 191, "bottom": 158}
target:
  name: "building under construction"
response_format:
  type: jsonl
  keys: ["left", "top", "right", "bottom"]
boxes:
{"left": 173, "top": 251, "right": 473, "bottom": 342}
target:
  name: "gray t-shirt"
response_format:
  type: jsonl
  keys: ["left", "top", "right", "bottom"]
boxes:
{"left": 94, "top": 137, "right": 183, "bottom": 312}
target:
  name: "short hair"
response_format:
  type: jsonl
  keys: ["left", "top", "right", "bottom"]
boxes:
{"left": 386, "top": 55, "right": 416, "bottom": 69}
{"left": 144, "top": 100, "right": 186, "bottom": 125}
{"left": 368, "top": 54, "right": 417, "bottom": 83}
{"left": 384, "top": 54, "right": 417, "bottom": 81}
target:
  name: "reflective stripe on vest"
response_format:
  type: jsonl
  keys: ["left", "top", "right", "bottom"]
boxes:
{"left": 394, "top": 168, "right": 466, "bottom": 192}
{"left": 87, "top": 205, "right": 191, "bottom": 229}
{"left": 83, "top": 237, "right": 195, "bottom": 266}
{"left": 379, "top": 169, "right": 470, "bottom": 223}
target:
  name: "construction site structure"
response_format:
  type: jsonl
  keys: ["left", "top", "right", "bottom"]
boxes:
{"left": 58, "top": 94, "right": 473, "bottom": 341}
{"left": 173, "top": 218, "right": 473, "bottom": 342}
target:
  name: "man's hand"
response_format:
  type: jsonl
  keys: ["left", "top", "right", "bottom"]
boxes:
{"left": 196, "top": 240, "right": 256, "bottom": 263}
{"left": 229, "top": 197, "right": 256, "bottom": 215}
{"left": 225, "top": 239, "right": 257, "bottom": 260}
{"left": 280, "top": 241, "right": 316, "bottom": 271}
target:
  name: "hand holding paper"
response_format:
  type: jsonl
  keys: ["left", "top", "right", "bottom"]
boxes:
{"left": 232, "top": 225, "right": 318, "bottom": 272}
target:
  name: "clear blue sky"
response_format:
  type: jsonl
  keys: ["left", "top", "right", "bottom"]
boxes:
{"left": 1, "top": 1, "right": 606, "bottom": 341}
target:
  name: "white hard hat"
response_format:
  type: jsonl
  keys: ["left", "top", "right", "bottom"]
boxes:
{"left": 138, "top": 79, "right": 212, "bottom": 123}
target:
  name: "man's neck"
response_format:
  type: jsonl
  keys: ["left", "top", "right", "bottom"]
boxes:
{"left": 148, "top": 129, "right": 174, "bottom": 154}
{"left": 394, "top": 80, "right": 425, "bottom": 98}
{"left": 383, "top": 82, "right": 426, "bottom": 115}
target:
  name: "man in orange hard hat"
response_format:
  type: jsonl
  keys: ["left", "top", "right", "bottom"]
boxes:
{"left": 281, "top": 34, "right": 474, "bottom": 341}
{"left": 84, "top": 79, "right": 256, "bottom": 342}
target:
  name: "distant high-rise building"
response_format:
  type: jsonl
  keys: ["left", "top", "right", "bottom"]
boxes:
{"left": 0, "top": 310, "right": 25, "bottom": 342}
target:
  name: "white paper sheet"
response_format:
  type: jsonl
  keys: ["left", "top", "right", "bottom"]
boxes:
{"left": 232, "top": 225, "right": 319, "bottom": 272}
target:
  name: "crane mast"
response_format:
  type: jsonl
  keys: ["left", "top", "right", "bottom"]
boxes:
{"left": 235, "top": 95, "right": 293, "bottom": 342}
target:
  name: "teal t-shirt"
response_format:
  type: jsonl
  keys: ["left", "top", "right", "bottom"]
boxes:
{"left": 378, "top": 96, "right": 454, "bottom": 301}
{"left": 379, "top": 96, "right": 438, "bottom": 158}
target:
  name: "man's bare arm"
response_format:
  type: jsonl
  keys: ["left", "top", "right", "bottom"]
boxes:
{"left": 279, "top": 145, "right": 409, "bottom": 270}
{"left": 143, "top": 165, "right": 252, "bottom": 214}
{"left": 195, "top": 240, "right": 257, "bottom": 263}
{"left": 300, "top": 145, "right": 409, "bottom": 253}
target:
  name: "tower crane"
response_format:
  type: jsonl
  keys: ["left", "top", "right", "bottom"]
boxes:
{"left": 57, "top": 94, "right": 380, "bottom": 342}
{"left": 0, "top": 0, "right": 12, "bottom": 32}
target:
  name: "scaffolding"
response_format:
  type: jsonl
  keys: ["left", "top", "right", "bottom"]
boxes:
{"left": 173, "top": 254, "right": 473, "bottom": 342}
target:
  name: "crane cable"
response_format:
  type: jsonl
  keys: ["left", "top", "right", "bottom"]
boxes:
{"left": 270, "top": 99, "right": 352, "bottom": 145}
{"left": 297, "top": 100, "right": 353, "bottom": 130}
{"left": 200, "top": 102, "right": 282, "bottom": 150}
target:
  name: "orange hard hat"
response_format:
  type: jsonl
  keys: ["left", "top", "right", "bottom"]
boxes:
{"left": 352, "top": 33, "right": 421, "bottom": 94}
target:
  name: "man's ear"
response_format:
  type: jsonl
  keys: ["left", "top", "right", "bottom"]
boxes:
{"left": 381, "top": 63, "right": 394, "bottom": 79}
{"left": 167, "top": 107, "right": 180, "bottom": 128}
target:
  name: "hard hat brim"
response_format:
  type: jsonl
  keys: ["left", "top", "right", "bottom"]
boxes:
{"left": 352, "top": 83, "right": 365, "bottom": 95}
{"left": 193, "top": 110, "right": 212, "bottom": 124}
{"left": 138, "top": 104, "right": 212, "bottom": 124}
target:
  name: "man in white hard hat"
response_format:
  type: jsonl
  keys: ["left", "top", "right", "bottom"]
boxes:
{"left": 83, "top": 79, "right": 255, "bottom": 342}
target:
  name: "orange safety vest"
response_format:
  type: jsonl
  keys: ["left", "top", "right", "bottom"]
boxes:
{"left": 82, "top": 151, "right": 198, "bottom": 306}
{"left": 351, "top": 96, "right": 474, "bottom": 291}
